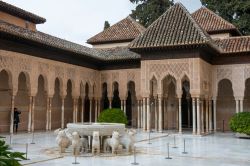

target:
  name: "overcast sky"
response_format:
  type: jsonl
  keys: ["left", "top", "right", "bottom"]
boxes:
{"left": 4, "top": 0, "right": 202, "bottom": 46}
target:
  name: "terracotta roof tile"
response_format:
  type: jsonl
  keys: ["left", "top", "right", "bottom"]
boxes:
{"left": 129, "top": 3, "right": 212, "bottom": 51}
{"left": 0, "top": 21, "right": 139, "bottom": 61}
{"left": 214, "top": 36, "right": 250, "bottom": 53}
{"left": 87, "top": 16, "right": 145, "bottom": 44}
{"left": 0, "top": 1, "right": 46, "bottom": 24}
{"left": 192, "top": 7, "right": 240, "bottom": 35}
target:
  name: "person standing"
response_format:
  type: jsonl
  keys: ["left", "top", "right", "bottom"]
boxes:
{"left": 14, "top": 108, "right": 21, "bottom": 133}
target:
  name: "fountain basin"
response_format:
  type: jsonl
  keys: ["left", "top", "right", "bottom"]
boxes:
{"left": 66, "top": 123, "right": 125, "bottom": 136}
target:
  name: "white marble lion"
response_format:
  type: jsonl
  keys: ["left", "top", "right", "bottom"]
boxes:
{"left": 71, "top": 131, "right": 88, "bottom": 155}
{"left": 120, "top": 129, "right": 136, "bottom": 153}
{"left": 55, "top": 128, "right": 71, "bottom": 153}
{"left": 92, "top": 131, "right": 100, "bottom": 155}
{"left": 103, "top": 131, "right": 120, "bottom": 154}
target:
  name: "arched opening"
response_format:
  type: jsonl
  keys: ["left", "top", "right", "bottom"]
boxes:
{"left": 15, "top": 72, "right": 29, "bottom": 132}
{"left": 181, "top": 79, "right": 192, "bottom": 130}
{"left": 217, "top": 79, "right": 235, "bottom": 131}
{"left": 51, "top": 78, "right": 62, "bottom": 129}
{"left": 126, "top": 81, "right": 136, "bottom": 127}
{"left": 84, "top": 83, "right": 90, "bottom": 122}
{"left": 65, "top": 80, "right": 73, "bottom": 124}
{"left": 244, "top": 78, "right": 250, "bottom": 112}
{"left": 101, "top": 82, "right": 109, "bottom": 111}
{"left": 149, "top": 77, "right": 157, "bottom": 131}
{"left": 34, "top": 75, "right": 47, "bottom": 131}
{"left": 112, "top": 82, "right": 121, "bottom": 108}
{"left": 0, "top": 70, "right": 12, "bottom": 133}
{"left": 162, "top": 75, "right": 178, "bottom": 130}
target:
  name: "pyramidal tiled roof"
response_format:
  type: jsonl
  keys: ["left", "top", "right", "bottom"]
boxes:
{"left": 192, "top": 7, "right": 240, "bottom": 35}
{"left": 129, "top": 3, "right": 212, "bottom": 51}
{"left": 87, "top": 16, "right": 145, "bottom": 45}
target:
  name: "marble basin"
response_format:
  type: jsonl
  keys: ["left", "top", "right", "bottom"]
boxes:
{"left": 66, "top": 123, "right": 125, "bottom": 136}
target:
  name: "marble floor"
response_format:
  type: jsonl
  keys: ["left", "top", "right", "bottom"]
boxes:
{"left": 1, "top": 130, "right": 250, "bottom": 166}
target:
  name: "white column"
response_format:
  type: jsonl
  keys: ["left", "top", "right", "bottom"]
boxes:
{"left": 72, "top": 99, "right": 76, "bottom": 123}
{"left": 236, "top": 100, "right": 239, "bottom": 113}
{"left": 89, "top": 99, "right": 92, "bottom": 123}
{"left": 140, "top": 100, "right": 143, "bottom": 128}
{"left": 95, "top": 99, "right": 98, "bottom": 122}
{"left": 147, "top": 98, "right": 150, "bottom": 132}
{"left": 158, "top": 97, "right": 163, "bottom": 132}
{"left": 75, "top": 98, "right": 78, "bottom": 123}
{"left": 61, "top": 98, "right": 65, "bottom": 129}
{"left": 49, "top": 98, "right": 52, "bottom": 130}
{"left": 46, "top": 97, "right": 50, "bottom": 131}
{"left": 10, "top": 95, "right": 15, "bottom": 134}
{"left": 197, "top": 98, "right": 201, "bottom": 135}
{"left": 209, "top": 100, "right": 212, "bottom": 132}
{"left": 178, "top": 98, "right": 182, "bottom": 134}
{"left": 143, "top": 98, "right": 146, "bottom": 131}
{"left": 81, "top": 97, "right": 84, "bottom": 123}
{"left": 121, "top": 100, "right": 124, "bottom": 111}
{"left": 28, "top": 96, "right": 32, "bottom": 132}
{"left": 240, "top": 99, "right": 243, "bottom": 112}
{"left": 201, "top": 99, "right": 204, "bottom": 134}
{"left": 124, "top": 100, "right": 127, "bottom": 115}
{"left": 31, "top": 96, "right": 35, "bottom": 132}
{"left": 213, "top": 99, "right": 217, "bottom": 132}
{"left": 192, "top": 98, "right": 196, "bottom": 134}
{"left": 206, "top": 99, "right": 209, "bottom": 133}
{"left": 109, "top": 98, "right": 112, "bottom": 109}
{"left": 154, "top": 98, "right": 158, "bottom": 131}
{"left": 137, "top": 100, "right": 140, "bottom": 128}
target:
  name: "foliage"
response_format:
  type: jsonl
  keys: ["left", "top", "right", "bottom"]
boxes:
{"left": 98, "top": 108, "right": 128, "bottom": 125}
{"left": 104, "top": 21, "right": 110, "bottom": 30}
{"left": 201, "top": 0, "right": 250, "bottom": 35}
{"left": 0, "top": 138, "right": 25, "bottom": 166}
{"left": 230, "top": 112, "right": 250, "bottom": 135}
{"left": 129, "top": 0, "right": 174, "bottom": 27}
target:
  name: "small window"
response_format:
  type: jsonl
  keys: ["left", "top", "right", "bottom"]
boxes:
{"left": 25, "top": 21, "right": 29, "bottom": 29}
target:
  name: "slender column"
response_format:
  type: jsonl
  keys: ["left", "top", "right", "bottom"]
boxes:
{"left": 98, "top": 100, "right": 101, "bottom": 117}
{"left": 95, "top": 99, "right": 98, "bottom": 122}
{"left": 109, "top": 98, "right": 112, "bottom": 109}
{"left": 75, "top": 98, "right": 78, "bottom": 123}
{"left": 49, "top": 98, "right": 52, "bottom": 130}
{"left": 46, "top": 97, "right": 50, "bottom": 131}
{"left": 209, "top": 100, "right": 212, "bottom": 132}
{"left": 197, "top": 98, "right": 201, "bottom": 135}
{"left": 154, "top": 98, "right": 158, "bottom": 131}
{"left": 81, "top": 97, "right": 85, "bottom": 123}
{"left": 124, "top": 100, "right": 127, "bottom": 115}
{"left": 178, "top": 98, "right": 182, "bottom": 134}
{"left": 137, "top": 100, "right": 140, "bottom": 128}
{"left": 236, "top": 100, "right": 239, "bottom": 113}
{"left": 187, "top": 98, "right": 190, "bottom": 128}
{"left": 240, "top": 99, "right": 243, "bottom": 112}
{"left": 146, "top": 98, "right": 150, "bottom": 132}
{"left": 213, "top": 99, "right": 217, "bottom": 132}
{"left": 206, "top": 99, "right": 209, "bottom": 133}
{"left": 143, "top": 98, "right": 146, "bottom": 131}
{"left": 31, "top": 96, "right": 35, "bottom": 132}
{"left": 72, "top": 99, "right": 75, "bottom": 123}
{"left": 10, "top": 95, "right": 15, "bottom": 134}
{"left": 61, "top": 97, "right": 65, "bottom": 129}
{"left": 201, "top": 99, "right": 204, "bottom": 134}
{"left": 121, "top": 100, "right": 124, "bottom": 111}
{"left": 28, "top": 96, "right": 32, "bottom": 132}
{"left": 89, "top": 99, "right": 93, "bottom": 123}
{"left": 158, "top": 97, "right": 163, "bottom": 132}
{"left": 140, "top": 100, "right": 143, "bottom": 128}
{"left": 192, "top": 98, "right": 196, "bottom": 134}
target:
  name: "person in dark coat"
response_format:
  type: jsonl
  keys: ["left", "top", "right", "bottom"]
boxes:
{"left": 14, "top": 108, "right": 21, "bottom": 133}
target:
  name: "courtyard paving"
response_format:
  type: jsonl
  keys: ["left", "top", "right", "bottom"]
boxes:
{"left": 1, "top": 130, "right": 250, "bottom": 166}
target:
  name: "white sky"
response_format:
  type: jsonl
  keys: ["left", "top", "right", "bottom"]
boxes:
{"left": 3, "top": 0, "right": 202, "bottom": 46}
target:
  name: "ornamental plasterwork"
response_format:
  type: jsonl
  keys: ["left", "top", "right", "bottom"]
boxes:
{"left": 216, "top": 68, "right": 232, "bottom": 82}
{"left": 127, "top": 71, "right": 135, "bottom": 82}
{"left": 112, "top": 72, "right": 119, "bottom": 82}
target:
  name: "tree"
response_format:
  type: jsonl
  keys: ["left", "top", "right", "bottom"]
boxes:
{"left": 130, "top": 0, "right": 174, "bottom": 27}
{"left": 0, "top": 137, "right": 25, "bottom": 166}
{"left": 201, "top": 0, "right": 250, "bottom": 35}
{"left": 104, "top": 21, "right": 110, "bottom": 30}
{"left": 98, "top": 108, "right": 128, "bottom": 125}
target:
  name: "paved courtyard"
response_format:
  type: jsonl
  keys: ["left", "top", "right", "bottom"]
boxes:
{"left": 2, "top": 130, "right": 250, "bottom": 166}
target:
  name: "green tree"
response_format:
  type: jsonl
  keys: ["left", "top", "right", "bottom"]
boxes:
{"left": 201, "top": 0, "right": 250, "bottom": 35}
{"left": 0, "top": 137, "right": 25, "bottom": 166}
{"left": 98, "top": 108, "right": 128, "bottom": 125}
{"left": 130, "top": 0, "right": 174, "bottom": 27}
{"left": 104, "top": 21, "right": 110, "bottom": 30}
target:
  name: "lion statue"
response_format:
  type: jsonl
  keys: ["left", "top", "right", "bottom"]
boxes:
{"left": 103, "top": 131, "right": 120, "bottom": 154}
{"left": 92, "top": 131, "right": 100, "bottom": 155}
